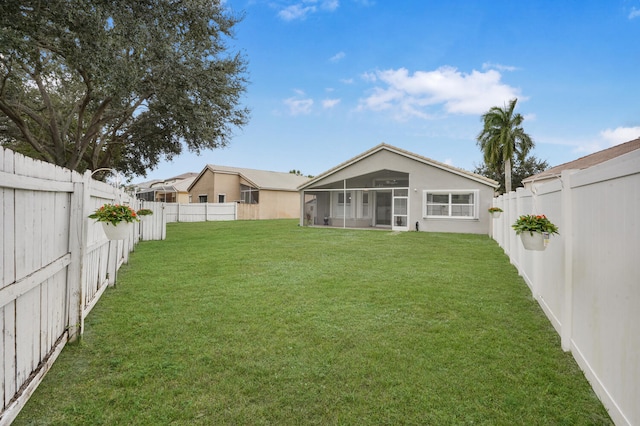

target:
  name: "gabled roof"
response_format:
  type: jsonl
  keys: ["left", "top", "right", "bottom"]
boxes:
{"left": 299, "top": 143, "right": 499, "bottom": 190}
{"left": 167, "top": 172, "right": 198, "bottom": 181}
{"left": 135, "top": 172, "right": 198, "bottom": 189}
{"left": 190, "top": 164, "right": 310, "bottom": 192}
{"left": 134, "top": 179, "right": 162, "bottom": 189}
{"left": 173, "top": 176, "right": 196, "bottom": 192}
{"left": 523, "top": 138, "right": 640, "bottom": 183}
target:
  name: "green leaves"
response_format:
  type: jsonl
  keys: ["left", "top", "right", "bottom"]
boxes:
{"left": 476, "top": 98, "right": 534, "bottom": 193}
{"left": 0, "top": 0, "right": 249, "bottom": 177}
{"left": 512, "top": 214, "right": 559, "bottom": 236}
{"left": 88, "top": 203, "right": 146, "bottom": 225}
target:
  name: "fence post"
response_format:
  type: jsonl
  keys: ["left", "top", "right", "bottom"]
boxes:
{"left": 561, "top": 170, "right": 574, "bottom": 352}
{"left": 67, "top": 171, "right": 90, "bottom": 340}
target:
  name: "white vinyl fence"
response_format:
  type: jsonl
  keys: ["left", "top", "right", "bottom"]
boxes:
{"left": 0, "top": 148, "right": 165, "bottom": 425}
{"left": 491, "top": 149, "right": 639, "bottom": 426}
{"left": 164, "top": 202, "right": 237, "bottom": 222}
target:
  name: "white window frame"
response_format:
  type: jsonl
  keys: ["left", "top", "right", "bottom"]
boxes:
{"left": 423, "top": 190, "right": 479, "bottom": 219}
{"left": 218, "top": 193, "right": 226, "bottom": 203}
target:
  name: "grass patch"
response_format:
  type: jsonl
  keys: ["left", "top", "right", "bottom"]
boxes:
{"left": 15, "top": 220, "right": 612, "bottom": 425}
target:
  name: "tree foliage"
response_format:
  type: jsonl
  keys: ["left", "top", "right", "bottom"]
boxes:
{"left": 476, "top": 98, "right": 533, "bottom": 193}
{"left": 474, "top": 155, "right": 549, "bottom": 194}
{"left": 0, "top": 0, "right": 249, "bottom": 177}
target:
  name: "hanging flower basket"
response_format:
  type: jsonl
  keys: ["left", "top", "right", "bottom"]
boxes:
{"left": 88, "top": 204, "right": 152, "bottom": 240}
{"left": 519, "top": 231, "right": 549, "bottom": 251}
{"left": 512, "top": 215, "right": 559, "bottom": 251}
{"left": 101, "top": 222, "right": 133, "bottom": 240}
{"left": 488, "top": 207, "right": 503, "bottom": 219}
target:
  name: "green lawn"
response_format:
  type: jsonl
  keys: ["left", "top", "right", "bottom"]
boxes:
{"left": 15, "top": 220, "right": 611, "bottom": 425}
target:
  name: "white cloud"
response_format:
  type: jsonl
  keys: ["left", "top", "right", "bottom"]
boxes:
{"left": 482, "top": 62, "right": 519, "bottom": 72}
{"left": 284, "top": 96, "right": 314, "bottom": 115}
{"left": 340, "top": 78, "right": 354, "bottom": 84}
{"left": 443, "top": 158, "right": 454, "bottom": 166}
{"left": 629, "top": 7, "right": 640, "bottom": 19}
{"left": 600, "top": 126, "right": 640, "bottom": 145}
{"left": 358, "top": 66, "right": 524, "bottom": 119}
{"left": 360, "top": 71, "right": 377, "bottom": 82}
{"left": 330, "top": 51, "right": 346, "bottom": 62}
{"left": 279, "top": 4, "right": 317, "bottom": 21}
{"left": 277, "top": 0, "right": 339, "bottom": 21}
{"left": 322, "top": 98, "right": 341, "bottom": 108}
{"left": 322, "top": 0, "right": 339, "bottom": 11}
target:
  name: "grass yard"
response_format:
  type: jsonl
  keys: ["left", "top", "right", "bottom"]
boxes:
{"left": 15, "top": 220, "right": 611, "bottom": 425}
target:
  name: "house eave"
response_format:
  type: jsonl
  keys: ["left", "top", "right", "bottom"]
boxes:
{"left": 299, "top": 143, "right": 499, "bottom": 190}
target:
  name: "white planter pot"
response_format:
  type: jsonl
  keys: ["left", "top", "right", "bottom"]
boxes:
{"left": 490, "top": 211, "right": 502, "bottom": 219}
{"left": 519, "top": 232, "right": 548, "bottom": 251}
{"left": 101, "top": 222, "right": 133, "bottom": 240}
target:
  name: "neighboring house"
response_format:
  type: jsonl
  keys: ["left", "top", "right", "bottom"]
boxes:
{"left": 135, "top": 172, "right": 198, "bottom": 203}
{"left": 298, "top": 143, "right": 499, "bottom": 234}
{"left": 188, "top": 165, "right": 310, "bottom": 220}
{"left": 522, "top": 137, "right": 640, "bottom": 189}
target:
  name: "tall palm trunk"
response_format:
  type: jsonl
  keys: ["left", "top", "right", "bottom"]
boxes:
{"left": 504, "top": 157, "right": 512, "bottom": 193}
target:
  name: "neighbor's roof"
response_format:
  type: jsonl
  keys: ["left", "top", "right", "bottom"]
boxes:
{"left": 191, "top": 165, "right": 310, "bottom": 191}
{"left": 173, "top": 176, "right": 196, "bottom": 192}
{"left": 166, "top": 172, "right": 198, "bottom": 181}
{"left": 523, "top": 138, "right": 640, "bottom": 183}
{"left": 299, "top": 143, "right": 499, "bottom": 190}
{"left": 135, "top": 172, "right": 197, "bottom": 189}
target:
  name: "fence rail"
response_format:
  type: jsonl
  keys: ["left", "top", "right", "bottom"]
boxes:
{"left": 0, "top": 148, "right": 165, "bottom": 425}
{"left": 491, "top": 149, "right": 640, "bottom": 426}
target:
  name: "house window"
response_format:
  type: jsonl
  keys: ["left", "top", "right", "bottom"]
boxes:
{"left": 337, "top": 192, "right": 351, "bottom": 205}
{"left": 198, "top": 195, "right": 208, "bottom": 203}
{"left": 218, "top": 194, "right": 226, "bottom": 203}
{"left": 424, "top": 190, "right": 478, "bottom": 219}
{"left": 240, "top": 185, "right": 259, "bottom": 204}
{"left": 334, "top": 191, "right": 352, "bottom": 218}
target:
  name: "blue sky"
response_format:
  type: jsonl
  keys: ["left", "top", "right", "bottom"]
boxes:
{"left": 137, "top": 0, "right": 640, "bottom": 182}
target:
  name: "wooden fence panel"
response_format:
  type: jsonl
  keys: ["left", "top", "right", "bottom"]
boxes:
{"left": 0, "top": 147, "right": 167, "bottom": 424}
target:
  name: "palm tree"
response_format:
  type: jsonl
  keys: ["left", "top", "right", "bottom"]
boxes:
{"left": 477, "top": 98, "right": 534, "bottom": 193}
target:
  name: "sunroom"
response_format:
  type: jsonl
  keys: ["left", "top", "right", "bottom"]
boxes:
{"left": 302, "top": 169, "right": 411, "bottom": 231}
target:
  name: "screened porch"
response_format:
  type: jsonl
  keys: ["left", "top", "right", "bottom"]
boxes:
{"left": 301, "top": 170, "right": 410, "bottom": 231}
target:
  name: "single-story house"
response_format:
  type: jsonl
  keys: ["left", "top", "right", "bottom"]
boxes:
{"left": 188, "top": 165, "right": 311, "bottom": 220}
{"left": 298, "top": 143, "right": 499, "bottom": 234}
{"left": 135, "top": 172, "right": 198, "bottom": 203}
{"left": 522, "top": 137, "right": 640, "bottom": 189}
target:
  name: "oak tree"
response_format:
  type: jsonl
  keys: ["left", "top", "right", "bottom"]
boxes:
{"left": 0, "top": 0, "right": 249, "bottom": 177}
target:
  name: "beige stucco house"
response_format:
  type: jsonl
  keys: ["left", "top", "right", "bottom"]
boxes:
{"left": 188, "top": 165, "right": 310, "bottom": 220}
{"left": 299, "top": 143, "right": 499, "bottom": 234}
